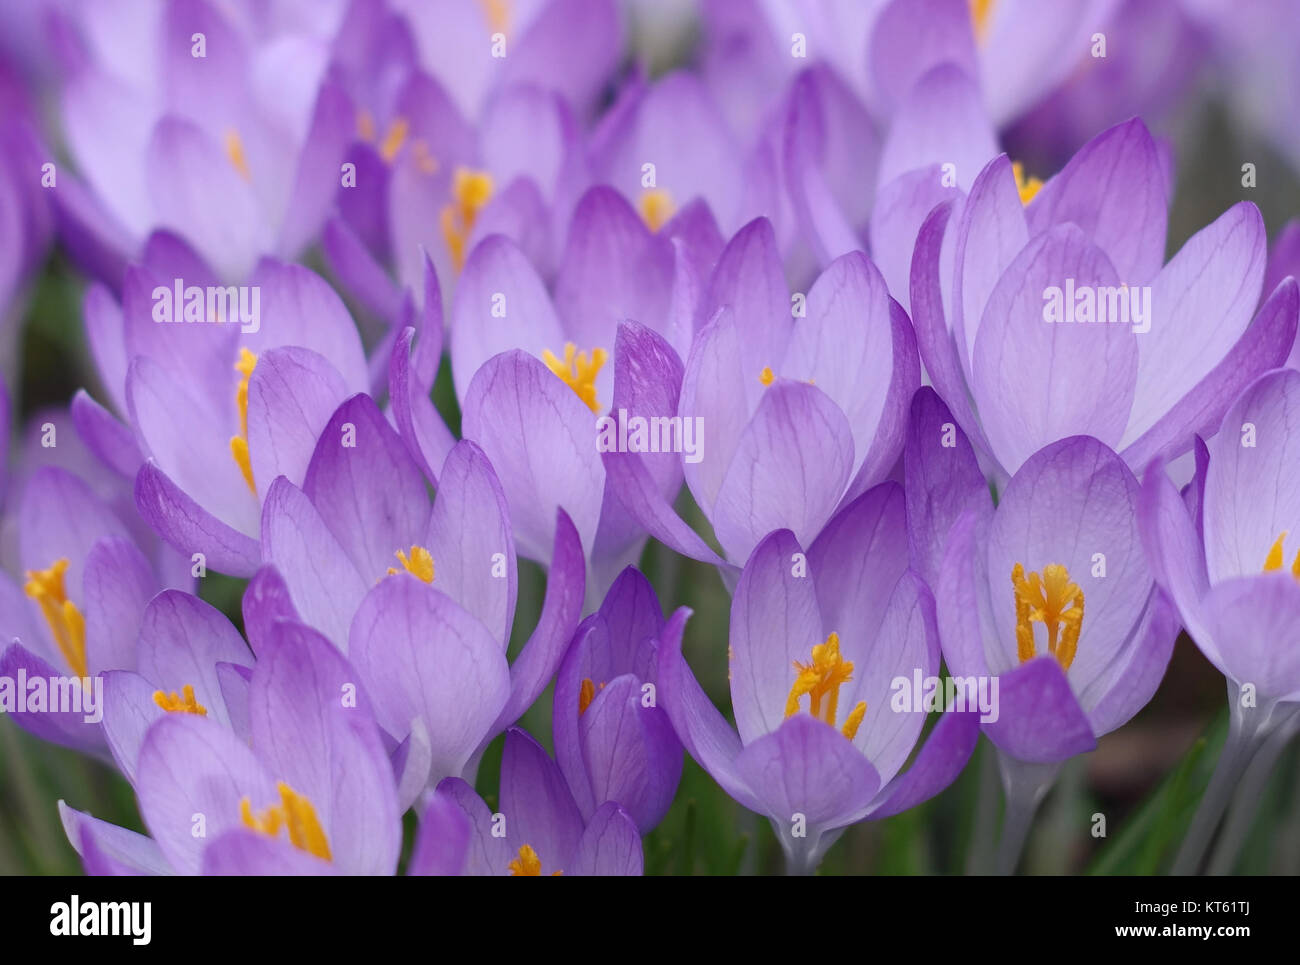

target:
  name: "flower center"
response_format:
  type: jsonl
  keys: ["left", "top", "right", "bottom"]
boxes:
{"left": 508, "top": 844, "right": 562, "bottom": 876}
{"left": 440, "top": 167, "right": 494, "bottom": 272}
{"left": 784, "top": 632, "right": 867, "bottom": 740}
{"left": 1012, "top": 562, "right": 1083, "bottom": 670}
{"left": 970, "top": 0, "right": 995, "bottom": 42}
{"left": 1011, "top": 161, "right": 1042, "bottom": 205}
{"left": 387, "top": 545, "right": 435, "bottom": 583}
{"left": 638, "top": 188, "right": 675, "bottom": 232}
{"left": 1263, "top": 532, "right": 1300, "bottom": 579}
{"left": 224, "top": 129, "right": 251, "bottom": 181}
{"left": 759, "top": 366, "right": 775, "bottom": 386}
{"left": 153, "top": 684, "right": 208, "bottom": 715}
{"left": 23, "top": 558, "right": 87, "bottom": 679}
{"left": 240, "top": 782, "right": 332, "bottom": 861}
{"left": 229, "top": 347, "right": 258, "bottom": 494}
{"left": 542, "top": 342, "right": 608, "bottom": 413}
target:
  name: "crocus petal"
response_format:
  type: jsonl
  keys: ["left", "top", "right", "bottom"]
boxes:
{"left": 1200, "top": 575, "right": 1300, "bottom": 701}
{"left": 935, "top": 511, "right": 995, "bottom": 679}
{"left": 389, "top": 326, "right": 455, "bottom": 486}
{"left": 1026, "top": 118, "right": 1167, "bottom": 284}
{"left": 71, "top": 390, "right": 141, "bottom": 479}
{"left": 1084, "top": 589, "right": 1178, "bottom": 736}
{"left": 729, "top": 530, "right": 824, "bottom": 745}
{"left": 245, "top": 346, "right": 352, "bottom": 492}
{"left": 570, "top": 801, "right": 643, "bottom": 876}
{"left": 20, "top": 465, "right": 132, "bottom": 593}
{"left": 490, "top": 508, "right": 585, "bottom": 733}
{"left": 409, "top": 791, "right": 472, "bottom": 876}
{"left": 871, "top": 165, "right": 959, "bottom": 312}
{"left": 983, "top": 657, "right": 1097, "bottom": 763}
{"left": 100, "top": 670, "right": 165, "bottom": 783}
{"left": 275, "top": 80, "right": 353, "bottom": 261}
{"left": 877, "top": 63, "right": 996, "bottom": 193}
{"left": 461, "top": 350, "right": 604, "bottom": 562}
{"left": 712, "top": 380, "right": 854, "bottom": 563}
{"left": 260, "top": 476, "right": 368, "bottom": 652}
{"left": 679, "top": 306, "right": 750, "bottom": 514}
{"left": 431, "top": 777, "right": 510, "bottom": 877}
{"left": 867, "top": 0, "right": 978, "bottom": 117}
{"left": 972, "top": 226, "right": 1137, "bottom": 474}
{"left": 135, "top": 713, "right": 277, "bottom": 875}
{"left": 201, "top": 828, "right": 338, "bottom": 875}
{"left": 302, "top": 394, "right": 429, "bottom": 583}
{"left": 59, "top": 802, "right": 172, "bottom": 876}
{"left": 903, "top": 387, "right": 992, "bottom": 588}
{"left": 426, "top": 440, "right": 517, "bottom": 646}
{"left": 82, "top": 536, "right": 155, "bottom": 675}
{"left": 251, "top": 621, "right": 400, "bottom": 875}
{"left": 1138, "top": 462, "right": 1214, "bottom": 658}
{"left": 240, "top": 564, "right": 301, "bottom": 657}
{"left": 0, "top": 643, "right": 105, "bottom": 753}
{"left": 134, "top": 461, "right": 261, "bottom": 577}
{"left": 864, "top": 707, "right": 980, "bottom": 819}
{"left": 322, "top": 216, "right": 402, "bottom": 324}
{"left": 348, "top": 575, "right": 511, "bottom": 782}
{"left": 733, "top": 714, "right": 881, "bottom": 829}
{"left": 499, "top": 727, "right": 584, "bottom": 874}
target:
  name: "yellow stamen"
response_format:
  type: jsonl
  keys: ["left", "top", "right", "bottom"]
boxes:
{"left": 638, "top": 188, "right": 675, "bottom": 232}
{"left": 153, "top": 684, "right": 207, "bottom": 716}
{"left": 508, "top": 843, "right": 562, "bottom": 876}
{"left": 379, "top": 117, "right": 410, "bottom": 163}
{"left": 224, "top": 129, "right": 251, "bottom": 181}
{"left": 479, "top": 0, "right": 510, "bottom": 34}
{"left": 357, "top": 109, "right": 376, "bottom": 143}
{"left": 229, "top": 347, "right": 258, "bottom": 494}
{"left": 387, "top": 545, "right": 435, "bottom": 583}
{"left": 1011, "top": 562, "right": 1084, "bottom": 671}
{"left": 970, "top": 0, "right": 995, "bottom": 42}
{"left": 542, "top": 342, "right": 609, "bottom": 413}
{"left": 578, "top": 678, "right": 607, "bottom": 716}
{"left": 784, "top": 632, "right": 866, "bottom": 738}
{"left": 759, "top": 366, "right": 775, "bottom": 386}
{"left": 1011, "top": 161, "right": 1042, "bottom": 205}
{"left": 1263, "top": 532, "right": 1300, "bottom": 579}
{"left": 240, "top": 782, "right": 332, "bottom": 861}
{"left": 23, "top": 559, "right": 87, "bottom": 679}
{"left": 440, "top": 167, "right": 495, "bottom": 272}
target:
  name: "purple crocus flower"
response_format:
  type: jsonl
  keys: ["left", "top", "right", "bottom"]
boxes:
{"left": 605, "top": 224, "right": 917, "bottom": 582}
{"left": 918, "top": 388, "right": 1177, "bottom": 872}
{"left": 413, "top": 727, "right": 642, "bottom": 876}
{"left": 258, "top": 393, "right": 584, "bottom": 808}
{"left": 48, "top": 0, "right": 352, "bottom": 284}
{"left": 1139, "top": 368, "right": 1300, "bottom": 872}
{"left": 657, "top": 481, "right": 979, "bottom": 874}
{"left": 910, "top": 118, "right": 1300, "bottom": 486}
{"left": 1, "top": 464, "right": 188, "bottom": 755}
{"left": 553, "top": 566, "right": 682, "bottom": 834}
{"left": 61, "top": 619, "right": 401, "bottom": 875}
{"left": 73, "top": 251, "right": 370, "bottom": 577}
{"left": 0, "top": 62, "right": 53, "bottom": 334}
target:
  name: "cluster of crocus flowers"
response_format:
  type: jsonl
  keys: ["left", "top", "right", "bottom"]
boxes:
{"left": 1, "top": 0, "right": 1299, "bottom": 881}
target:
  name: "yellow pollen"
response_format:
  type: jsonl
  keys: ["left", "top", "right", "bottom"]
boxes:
{"left": 759, "top": 366, "right": 775, "bottom": 386}
{"left": 479, "top": 0, "right": 510, "bottom": 35}
{"left": 23, "top": 558, "right": 87, "bottom": 679}
{"left": 784, "top": 631, "right": 867, "bottom": 740}
{"left": 440, "top": 167, "right": 495, "bottom": 272}
{"left": 970, "top": 0, "right": 995, "bottom": 41}
{"left": 240, "top": 782, "right": 332, "bottom": 861}
{"left": 387, "top": 545, "right": 435, "bottom": 583}
{"left": 229, "top": 347, "right": 258, "bottom": 494}
{"left": 357, "top": 109, "right": 376, "bottom": 143}
{"left": 578, "top": 678, "right": 607, "bottom": 716}
{"left": 1012, "top": 562, "right": 1084, "bottom": 671}
{"left": 638, "top": 188, "right": 675, "bottom": 232}
{"left": 1011, "top": 161, "right": 1042, "bottom": 205}
{"left": 508, "top": 843, "right": 562, "bottom": 876}
{"left": 542, "top": 342, "right": 608, "bottom": 412}
{"left": 223, "top": 129, "right": 251, "bottom": 181}
{"left": 379, "top": 117, "right": 410, "bottom": 163}
{"left": 1263, "top": 532, "right": 1300, "bottom": 579}
{"left": 153, "top": 684, "right": 208, "bottom": 716}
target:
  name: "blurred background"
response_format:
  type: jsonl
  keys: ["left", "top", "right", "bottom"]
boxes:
{"left": 2, "top": 0, "right": 1299, "bottom": 873}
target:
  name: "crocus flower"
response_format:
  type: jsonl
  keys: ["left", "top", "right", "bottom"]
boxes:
{"left": 0, "top": 62, "right": 52, "bottom": 338}
{"left": 604, "top": 224, "right": 917, "bottom": 580}
{"left": 74, "top": 251, "right": 370, "bottom": 577}
{"left": 48, "top": 0, "right": 352, "bottom": 284}
{"left": 658, "top": 481, "right": 979, "bottom": 874}
{"left": 259, "top": 394, "right": 584, "bottom": 808}
{"left": 415, "top": 727, "right": 642, "bottom": 876}
{"left": 910, "top": 119, "right": 1299, "bottom": 486}
{"left": 1139, "top": 367, "right": 1300, "bottom": 873}
{"left": 553, "top": 566, "right": 682, "bottom": 834}
{"left": 61, "top": 619, "right": 401, "bottom": 875}
{"left": 922, "top": 387, "right": 1177, "bottom": 872}
{"left": 1, "top": 464, "right": 188, "bottom": 754}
